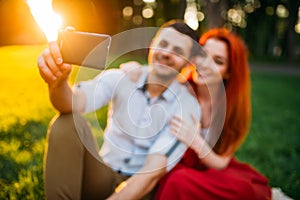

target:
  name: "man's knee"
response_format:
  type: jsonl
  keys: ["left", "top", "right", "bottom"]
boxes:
{"left": 47, "top": 113, "right": 84, "bottom": 142}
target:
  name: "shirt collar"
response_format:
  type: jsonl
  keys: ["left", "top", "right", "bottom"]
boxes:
{"left": 136, "top": 67, "right": 181, "bottom": 103}
{"left": 136, "top": 68, "right": 149, "bottom": 91}
{"left": 163, "top": 80, "right": 182, "bottom": 102}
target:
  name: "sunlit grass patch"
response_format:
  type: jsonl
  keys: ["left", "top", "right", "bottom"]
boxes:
{"left": 0, "top": 45, "right": 55, "bottom": 131}
{"left": 0, "top": 45, "right": 53, "bottom": 199}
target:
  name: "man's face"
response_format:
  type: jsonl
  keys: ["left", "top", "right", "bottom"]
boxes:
{"left": 148, "top": 27, "right": 193, "bottom": 79}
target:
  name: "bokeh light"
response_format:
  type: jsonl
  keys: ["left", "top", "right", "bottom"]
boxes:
{"left": 265, "top": 6, "right": 275, "bottom": 16}
{"left": 184, "top": 1, "right": 199, "bottom": 30}
{"left": 123, "top": 6, "right": 133, "bottom": 19}
{"left": 227, "top": 8, "right": 246, "bottom": 28}
{"left": 133, "top": 15, "right": 143, "bottom": 25}
{"left": 142, "top": 6, "right": 154, "bottom": 18}
{"left": 295, "top": 7, "right": 300, "bottom": 34}
{"left": 276, "top": 4, "right": 289, "bottom": 18}
{"left": 143, "top": 0, "right": 155, "bottom": 3}
{"left": 197, "top": 11, "right": 205, "bottom": 22}
{"left": 295, "top": 23, "right": 300, "bottom": 34}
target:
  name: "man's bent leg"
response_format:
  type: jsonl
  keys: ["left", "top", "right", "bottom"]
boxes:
{"left": 81, "top": 150, "right": 129, "bottom": 200}
{"left": 44, "top": 113, "right": 86, "bottom": 199}
{"left": 44, "top": 113, "right": 119, "bottom": 199}
{"left": 74, "top": 114, "right": 129, "bottom": 199}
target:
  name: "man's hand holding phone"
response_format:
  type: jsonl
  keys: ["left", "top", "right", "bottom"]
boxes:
{"left": 58, "top": 29, "right": 111, "bottom": 69}
{"left": 37, "top": 28, "right": 111, "bottom": 87}
{"left": 37, "top": 41, "right": 72, "bottom": 87}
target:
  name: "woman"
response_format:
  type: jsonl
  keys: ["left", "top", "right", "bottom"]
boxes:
{"left": 153, "top": 28, "right": 272, "bottom": 199}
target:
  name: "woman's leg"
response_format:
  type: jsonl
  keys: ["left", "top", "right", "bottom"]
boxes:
{"left": 155, "top": 160, "right": 271, "bottom": 200}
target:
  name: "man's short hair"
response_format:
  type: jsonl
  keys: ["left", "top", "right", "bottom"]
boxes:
{"left": 160, "top": 20, "right": 201, "bottom": 58}
{"left": 161, "top": 19, "right": 199, "bottom": 43}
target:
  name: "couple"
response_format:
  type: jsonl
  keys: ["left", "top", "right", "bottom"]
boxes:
{"left": 38, "top": 19, "right": 271, "bottom": 199}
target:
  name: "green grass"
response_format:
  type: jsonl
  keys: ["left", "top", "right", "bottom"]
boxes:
{"left": 0, "top": 45, "right": 54, "bottom": 199}
{"left": 236, "top": 71, "right": 300, "bottom": 199}
{"left": 0, "top": 45, "right": 299, "bottom": 199}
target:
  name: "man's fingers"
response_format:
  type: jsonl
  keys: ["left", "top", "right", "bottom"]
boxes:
{"left": 49, "top": 41, "right": 63, "bottom": 65}
{"left": 37, "top": 55, "right": 56, "bottom": 83}
{"left": 42, "top": 49, "right": 63, "bottom": 78}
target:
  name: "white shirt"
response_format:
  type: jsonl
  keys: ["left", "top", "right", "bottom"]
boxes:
{"left": 75, "top": 67, "right": 201, "bottom": 175}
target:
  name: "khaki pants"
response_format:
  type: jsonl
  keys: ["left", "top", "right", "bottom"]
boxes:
{"left": 44, "top": 113, "right": 128, "bottom": 200}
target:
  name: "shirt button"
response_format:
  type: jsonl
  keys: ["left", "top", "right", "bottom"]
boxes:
{"left": 124, "top": 158, "right": 130, "bottom": 163}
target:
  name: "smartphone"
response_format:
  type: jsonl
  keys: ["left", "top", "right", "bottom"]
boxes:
{"left": 58, "top": 29, "right": 111, "bottom": 69}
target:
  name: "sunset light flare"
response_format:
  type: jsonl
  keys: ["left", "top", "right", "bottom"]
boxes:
{"left": 27, "top": 0, "right": 62, "bottom": 41}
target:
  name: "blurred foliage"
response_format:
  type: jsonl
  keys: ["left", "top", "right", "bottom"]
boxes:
{"left": 1, "top": 0, "right": 300, "bottom": 63}
{"left": 53, "top": 0, "right": 300, "bottom": 63}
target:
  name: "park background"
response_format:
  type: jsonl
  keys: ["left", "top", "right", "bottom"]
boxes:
{"left": 0, "top": 0, "right": 299, "bottom": 199}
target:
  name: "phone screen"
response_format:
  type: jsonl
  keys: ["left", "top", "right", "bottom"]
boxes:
{"left": 58, "top": 30, "right": 111, "bottom": 69}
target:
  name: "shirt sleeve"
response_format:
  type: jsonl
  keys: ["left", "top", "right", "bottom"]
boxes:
{"left": 73, "top": 69, "right": 123, "bottom": 113}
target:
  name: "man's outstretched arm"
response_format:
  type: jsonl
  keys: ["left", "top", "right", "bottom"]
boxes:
{"left": 37, "top": 42, "right": 86, "bottom": 113}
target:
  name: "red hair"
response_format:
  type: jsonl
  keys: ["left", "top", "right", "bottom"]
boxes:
{"left": 198, "top": 28, "right": 251, "bottom": 155}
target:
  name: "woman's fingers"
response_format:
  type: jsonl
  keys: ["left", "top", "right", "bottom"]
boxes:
{"left": 169, "top": 114, "right": 201, "bottom": 146}
{"left": 120, "top": 61, "right": 143, "bottom": 82}
{"left": 169, "top": 116, "right": 188, "bottom": 138}
{"left": 191, "top": 114, "right": 198, "bottom": 124}
{"left": 169, "top": 117, "right": 182, "bottom": 131}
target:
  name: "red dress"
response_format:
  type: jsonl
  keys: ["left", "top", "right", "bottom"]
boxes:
{"left": 154, "top": 148, "right": 271, "bottom": 200}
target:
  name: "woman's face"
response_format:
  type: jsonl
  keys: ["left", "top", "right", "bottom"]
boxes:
{"left": 193, "top": 38, "right": 230, "bottom": 86}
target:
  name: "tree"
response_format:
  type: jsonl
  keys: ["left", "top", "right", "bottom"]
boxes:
{"left": 283, "top": 0, "right": 300, "bottom": 62}
{"left": 202, "top": 0, "right": 227, "bottom": 29}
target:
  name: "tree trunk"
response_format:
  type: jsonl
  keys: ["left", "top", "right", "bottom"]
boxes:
{"left": 204, "top": 0, "right": 227, "bottom": 29}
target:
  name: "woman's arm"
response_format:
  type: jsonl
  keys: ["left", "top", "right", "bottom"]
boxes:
{"left": 170, "top": 115, "right": 231, "bottom": 170}
{"left": 119, "top": 61, "right": 143, "bottom": 82}
{"left": 190, "top": 134, "right": 231, "bottom": 169}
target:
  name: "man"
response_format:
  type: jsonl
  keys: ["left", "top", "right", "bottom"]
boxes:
{"left": 38, "top": 20, "right": 201, "bottom": 199}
